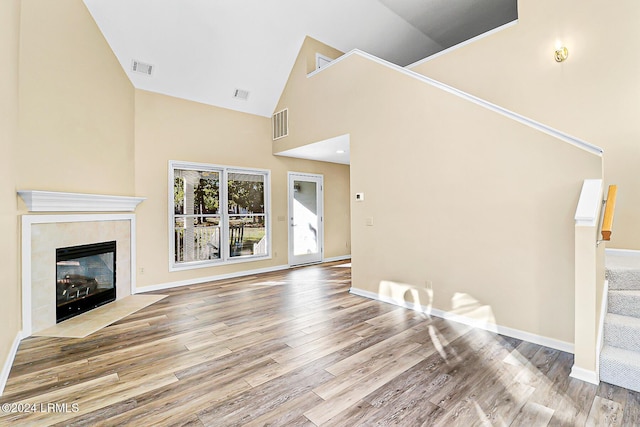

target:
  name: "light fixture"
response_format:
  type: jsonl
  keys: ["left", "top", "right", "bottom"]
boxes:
{"left": 554, "top": 46, "right": 569, "bottom": 62}
{"left": 336, "top": 149, "right": 345, "bottom": 154}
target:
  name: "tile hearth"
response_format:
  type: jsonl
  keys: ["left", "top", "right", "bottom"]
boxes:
{"left": 33, "top": 294, "right": 167, "bottom": 338}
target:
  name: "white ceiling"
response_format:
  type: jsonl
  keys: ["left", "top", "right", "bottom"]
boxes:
{"left": 83, "top": 0, "right": 516, "bottom": 164}
{"left": 83, "top": 0, "right": 516, "bottom": 118}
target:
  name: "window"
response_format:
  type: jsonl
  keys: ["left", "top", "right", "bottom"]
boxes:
{"left": 170, "top": 161, "right": 270, "bottom": 270}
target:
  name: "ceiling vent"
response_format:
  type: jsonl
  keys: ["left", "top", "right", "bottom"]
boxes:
{"left": 233, "top": 89, "right": 250, "bottom": 101}
{"left": 131, "top": 60, "right": 153, "bottom": 76}
{"left": 272, "top": 108, "right": 288, "bottom": 140}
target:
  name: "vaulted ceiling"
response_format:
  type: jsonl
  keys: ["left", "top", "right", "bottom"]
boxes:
{"left": 83, "top": 0, "right": 517, "bottom": 118}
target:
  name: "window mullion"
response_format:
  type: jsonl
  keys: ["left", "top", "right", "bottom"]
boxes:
{"left": 221, "top": 169, "right": 229, "bottom": 261}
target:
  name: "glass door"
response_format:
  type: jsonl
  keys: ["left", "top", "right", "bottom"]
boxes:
{"left": 288, "top": 173, "right": 323, "bottom": 266}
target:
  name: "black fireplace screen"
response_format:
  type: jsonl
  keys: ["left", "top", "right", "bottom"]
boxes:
{"left": 56, "top": 240, "right": 116, "bottom": 323}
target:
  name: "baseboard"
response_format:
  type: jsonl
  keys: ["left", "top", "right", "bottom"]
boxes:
{"left": 0, "top": 332, "right": 23, "bottom": 396}
{"left": 135, "top": 264, "right": 291, "bottom": 293}
{"left": 323, "top": 255, "right": 351, "bottom": 263}
{"left": 349, "top": 287, "right": 575, "bottom": 354}
{"left": 570, "top": 365, "right": 599, "bottom": 385}
{"left": 605, "top": 248, "right": 640, "bottom": 258}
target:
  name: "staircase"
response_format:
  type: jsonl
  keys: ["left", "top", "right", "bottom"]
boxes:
{"left": 600, "top": 253, "right": 640, "bottom": 392}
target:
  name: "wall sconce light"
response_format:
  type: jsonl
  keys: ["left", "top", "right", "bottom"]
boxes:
{"left": 554, "top": 46, "right": 569, "bottom": 62}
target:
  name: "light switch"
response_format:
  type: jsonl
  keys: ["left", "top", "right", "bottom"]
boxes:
{"left": 365, "top": 217, "right": 374, "bottom": 226}
{"left": 355, "top": 192, "right": 365, "bottom": 201}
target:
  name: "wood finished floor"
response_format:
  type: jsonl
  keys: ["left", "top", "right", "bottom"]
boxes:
{"left": 1, "top": 261, "right": 639, "bottom": 426}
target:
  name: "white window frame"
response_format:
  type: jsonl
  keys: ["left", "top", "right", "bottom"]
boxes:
{"left": 169, "top": 160, "right": 271, "bottom": 271}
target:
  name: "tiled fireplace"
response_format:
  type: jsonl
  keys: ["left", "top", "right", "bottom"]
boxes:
{"left": 19, "top": 191, "right": 144, "bottom": 336}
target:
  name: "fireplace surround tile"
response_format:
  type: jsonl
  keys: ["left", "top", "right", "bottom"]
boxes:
{"left": 23, "top": 215, "right": 136, "bottom": 335}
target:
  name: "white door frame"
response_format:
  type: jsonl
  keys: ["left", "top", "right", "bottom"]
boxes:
{"left": 288, "top": 172, "right": 324, "bottom": 266}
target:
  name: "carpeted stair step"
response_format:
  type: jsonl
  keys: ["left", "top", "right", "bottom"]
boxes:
{"left": 604, "top": 313, "right": 640, "bottom": 352}
{"left": 600, "top": 345, "right": 640, "bottom": 393}
{"left": 608, "top": 290, "right": 640, "bottom": 318}
{"left": 606, "top": 254, "right": 640, "bottom": 290}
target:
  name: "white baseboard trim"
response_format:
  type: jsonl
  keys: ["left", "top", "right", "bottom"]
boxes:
{"left": 570, "top": 365, "right": 599, "bottom": 385}
{"left": 605, "top": 248, "right": 640, "bottom": 257}
{"left": 136, "top": 264, "right": 291, "bottom": 293}
{"left": 349, "top": 287, "right": 575, "bottom": 354}
{"left": 0, "top": 332, "right": 23, "bottom": 396}
{"left": 323, "top": 255, "right": 351, "bottom": 263}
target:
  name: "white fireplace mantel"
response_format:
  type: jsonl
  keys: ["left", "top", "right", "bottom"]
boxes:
{"left": 18, "top": 190, "right": 145, "bottom": 212}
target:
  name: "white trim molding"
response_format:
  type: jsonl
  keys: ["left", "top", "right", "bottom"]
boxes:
{"left": 324, "top": 255, "right": 351, "bottom": 263}
{"left": 575, "top": 179, "right": 604, "bottom": 226}
{"left": 18, "top": 190, "right": 145, "bottom": 212}
{"left": 570, "top": 365, "right": 599, "bottom": 385}
{"left": 349, "top": 286, "right": 574, "bottom": 354}
{"left": 0, "top": 332, "right": 23, "bottom": 396}
{"left": 136, "top": 264, "right": 290, "bottom": 294}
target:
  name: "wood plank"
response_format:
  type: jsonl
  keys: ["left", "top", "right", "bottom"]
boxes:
{"left": 324, "top": 322, "right": 429, "bottom": 377}
{"left": 622, "top": 388, "right": 640, "bottom": 426}
{"left": 586, "top": 396, "right": 624, "bottom": 427}
{"left": 548, "top": 376, "right": 599, "bottom": 426}
{"left": 510, "top": 401, "right": 555, "bottom": 427}
{"left": 303, "top": 351, "right": 425, "bottom": 425}
{"left": 243, "top": 332, "right": 364, "bottom": 387}
{"left": 241, "top": 391, "right": 323, "bottom": 427}
{"left": 2, "top": 262, "right": 639, "bottom": 425}
{"left": 313, "top": 341, "right": 423, "bottom": 400}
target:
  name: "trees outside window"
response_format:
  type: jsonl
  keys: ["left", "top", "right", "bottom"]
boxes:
{"left": 170, "top": 162, "right": 269, "bottom": 270}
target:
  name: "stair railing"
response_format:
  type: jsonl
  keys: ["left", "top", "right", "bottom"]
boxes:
{"left": 600, "top": 185, "right": 618, "bottom": 242}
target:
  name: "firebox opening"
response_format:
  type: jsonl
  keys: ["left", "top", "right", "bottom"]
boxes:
{"left": 56, "top": 240, "right": 116, "bottom": 323}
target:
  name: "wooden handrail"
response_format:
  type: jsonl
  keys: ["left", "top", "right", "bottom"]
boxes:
{"left": 601, "top": 184, "right": 618, "bottom": 241}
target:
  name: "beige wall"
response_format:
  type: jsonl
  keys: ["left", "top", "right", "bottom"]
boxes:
{"left": 17, "top": 0, "right": 135, "bottom": 197}
{"left": 274, "top": 37, "right": 347, "bottom": 154}
{"left": 0, "top": 0, "right": 135, "bottom": 386}
{"left": 276, "top": 38, "right": 602, "bottom": 343}
{"left": 134, "top": 90, "right": 350, "bottom": 289}
{"left": 0, "top": 0, "right": 21, "bottom": 374}
{"left": 411, "top": 0, "right": 640, "bottom": 249}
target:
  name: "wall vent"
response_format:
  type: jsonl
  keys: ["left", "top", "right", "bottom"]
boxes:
{"left": 233, "top": 89, "right": 250, "bottom": 101}
{"left": 131, "top": 60, "right": 153, "bottom": 76}
{"left": 272, "top": 108, "right": 288, "bottom": 140}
